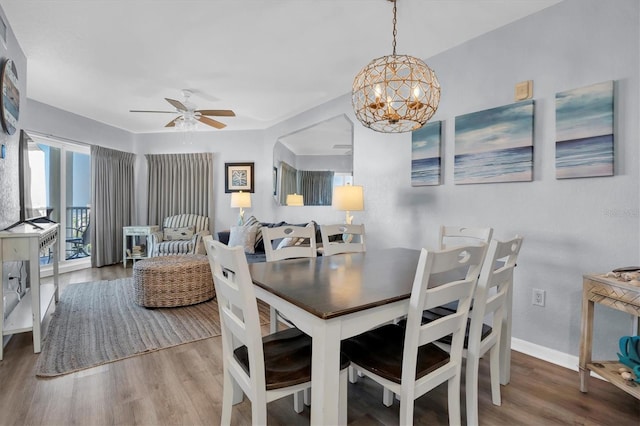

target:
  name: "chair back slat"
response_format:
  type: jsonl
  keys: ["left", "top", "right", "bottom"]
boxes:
{"left": 418, "top": 304, "right": 471, "bottom": 347}
{"left": 439, "top": 225, "right": 493, "bottom": 250}
{"left": 320, "top": 223, "right": 366, "bottom": 256}
{"left": 263, "top": 225, "right": 317, "bottom": 261}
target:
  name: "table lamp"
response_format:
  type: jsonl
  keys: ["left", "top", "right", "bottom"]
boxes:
{"left": 286, "top": 193, "right": 304, "bottom": 206}
{"left": 332, "top": 184, "right": 364, "bottom": 224}
{"left": 230, "top": 191, "right": 251, "bottom": 225}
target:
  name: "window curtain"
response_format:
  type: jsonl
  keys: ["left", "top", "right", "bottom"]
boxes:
{"left": 146, "top": 153, "right": 214, "bottom": 231}
{"left": 279, "top": 161, "right": 297, "bottom": 205}
{"left": 297, "top": 170, "right": 334, "bottom": 206}
{"left": 90, "top": 145, "right": 135, "bottom": 267}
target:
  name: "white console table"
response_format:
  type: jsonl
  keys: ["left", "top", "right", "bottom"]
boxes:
{"left": 123, "top": 225, "right": 159, "bottom": 268}
{"left": 0, "top": 222, "right": 59, "bottom": 360}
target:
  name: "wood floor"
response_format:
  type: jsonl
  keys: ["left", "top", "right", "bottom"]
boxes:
{"left": 0, "top": 265, "right": 638, "bottom": 425}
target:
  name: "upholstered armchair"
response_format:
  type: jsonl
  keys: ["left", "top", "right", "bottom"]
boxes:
{"left": 148, "top": 214, "right": 211, "bottom": 256}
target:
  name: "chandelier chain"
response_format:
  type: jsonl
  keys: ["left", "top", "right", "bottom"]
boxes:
{"left": 391, "top": 0, "right": 397, "bottom": 55}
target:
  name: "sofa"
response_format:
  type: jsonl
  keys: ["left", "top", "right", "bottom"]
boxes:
{"left": 149, "top": 214, "right": 212, "bottom": 256}
{"left": 217, "top": 215, "right": 321, "bottom": 263}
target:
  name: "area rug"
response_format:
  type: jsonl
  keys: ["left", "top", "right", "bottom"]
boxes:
{"left": 35, "top": 278, "right": 270, "bottom": 378}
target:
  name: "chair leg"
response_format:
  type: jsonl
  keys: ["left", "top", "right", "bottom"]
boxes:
{"left": 270, "top": 306, "right": 278, "bottom": 333}
{"left": 489, "top": 344, "right": 502, "bottom": 406}
{"left": 398, "top": 391, "right": 415, "bottom": 426}
{"left": 304, "top": 388, "right": 311, "bottom": 406}
{"left": 382, "top": 388, "right": 394, "bottom": 407}
{"left": 221, "top": 369, "right": 234, "bottom": 425}
{"left": 465, "top": 352, "right": 481, "bottom": 426}
{"left": 294, "top": 391, "right": 304, "bottom": 413}
{"left": 447, "top": 375, "right": 462, "bottom": 426}
{"left": 348, "top": 366, "right": 358, "bottom": 383}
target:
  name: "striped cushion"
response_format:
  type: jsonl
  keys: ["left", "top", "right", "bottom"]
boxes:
{"left": 244, "top": 216, "right": 263, "bottom": 251}
{"left": 155, "top": 240, "right": 193, "bottom": 255}
{"left": 163, "top": 214, "right": 209, "bottom": 234}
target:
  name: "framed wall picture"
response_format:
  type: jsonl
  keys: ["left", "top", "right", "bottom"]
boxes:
{"left": 411, "top": 120, "right": 442, "bottom": 186}
{"left": 225, "top": 162, "right": 254, "bottom": 193}
{"left": 454, "top": 100, "right": 534, "bottom": 184}
{"left": 555, "top": 80, "right": 614, "bottom": 179}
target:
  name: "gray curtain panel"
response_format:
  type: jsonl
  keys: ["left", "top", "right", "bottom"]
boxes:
{"left": 90, "top": 145, "right": 135, "bottom": 267}
{"left": 297, "top": 170, "right": 334, "bottom": 206}
{"left": 146, "top": 153, "right": 214, "bottom": 232}
{"left": 279, "top": 161, "right": 297, "bottom": 205}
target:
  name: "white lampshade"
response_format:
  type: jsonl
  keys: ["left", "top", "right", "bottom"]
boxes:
{"left": 230, "top": 191, "right": 251, "bottom": 208}
{"left": 286, "top": 193, "right": 304, "bottom": 206}
{"left": 332, "top": 185, "right": 364, "bottom": 211}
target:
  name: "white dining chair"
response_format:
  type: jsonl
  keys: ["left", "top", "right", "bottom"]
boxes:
{"left": 320, "top": 223, "right": 366, "bottom": 256}
{"left": 426, "top": 235, "right": 523, "bottom": 426}
{"left": 342, "top": 244, "right": 487, "bottom": 425}
{"left": 440, "top": 225, "right": 493, "bottom": 250}
{"left": 262, "top": 224, "right": 317, "bottom": 333}
{"left": 203, "top": 236, "right": 349, "bottom": 424}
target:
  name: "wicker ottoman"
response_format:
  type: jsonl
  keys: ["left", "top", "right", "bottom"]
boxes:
{"left": 133, "top": 255, "right": 215, "bottom": 308}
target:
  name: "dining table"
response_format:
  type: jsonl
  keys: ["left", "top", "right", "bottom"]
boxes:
{"left": 247, "top": 247, "right": 513, "bottom": 425}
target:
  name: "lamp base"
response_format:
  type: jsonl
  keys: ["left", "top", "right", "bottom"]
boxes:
{"left": 343, "top": 210, "right": 353, "bottom": 242}
{"left": 237, "top": 208, "right": 245, "bottom": 226}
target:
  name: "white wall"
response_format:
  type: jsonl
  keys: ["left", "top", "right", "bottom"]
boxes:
{"left": 8, "top": 0, "right": 639, "bottom": 362}
{"left": 23, "top": 99, "right": 134, "bottom": 152}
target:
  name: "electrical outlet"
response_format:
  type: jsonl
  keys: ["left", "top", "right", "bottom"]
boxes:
{"left": 532, "top": 288, "right": 546, "bottom": 307}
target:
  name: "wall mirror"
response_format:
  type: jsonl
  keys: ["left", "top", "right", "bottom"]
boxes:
{"left": 273, "top": 114, "right": 353, "bottom": 206}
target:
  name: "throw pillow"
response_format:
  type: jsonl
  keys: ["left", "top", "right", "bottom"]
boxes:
{"left": 228, "top": 225, "right": 257, "bottom": 254}
{"left": 275, "top": 222, "right": 315, "bottom": 249}
{"left": 244, "top": 215, "right": 264, "bottom": 251}
{"left": 164, "top": 226, "right": 195, "bottom": 241}
{"left": 276, "top": 237, "right": 303, "bottom": 249}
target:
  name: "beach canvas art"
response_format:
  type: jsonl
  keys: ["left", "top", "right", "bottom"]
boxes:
{"left": 454, "top": 100, "right": 534, "bottom": 184}
{"left": 411, "top": 121, "right": 442, "bottom": 186}
{"left": 555, "top": 81, "right": 614, "bottom": 179}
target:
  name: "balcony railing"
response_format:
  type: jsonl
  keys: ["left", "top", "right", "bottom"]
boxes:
{"left": 65, "top": 206, "right": 90, "bottom": 260}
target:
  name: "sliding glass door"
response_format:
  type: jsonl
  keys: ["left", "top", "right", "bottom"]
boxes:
{"left": 26, "top": 133, "right": 91, "bottom": 267}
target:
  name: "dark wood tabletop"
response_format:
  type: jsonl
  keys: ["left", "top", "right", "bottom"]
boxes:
{"left": 248, "top": 247, "right": 421, "bottom": 320}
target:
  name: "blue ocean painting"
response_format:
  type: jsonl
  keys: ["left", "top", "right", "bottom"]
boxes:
{"left": 454, "top": 100, "right": 534, "bottom": 184}
{"left": 556, "top": 81, "right": 614, "bottom": 178}
{"left": 411, "top": 121, "right": 441, "bottom": 186}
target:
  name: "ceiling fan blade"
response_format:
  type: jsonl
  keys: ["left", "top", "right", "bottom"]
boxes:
{"left": 165, "top": 98, "right": 188, "bottom": 111}
{"left": 130, "top": 110, "right": 177, "bottom": 113}
{"left": 165, "top": 117, "right": 180, "bottom": 128}
{"left": 198, "top": 116, "right": 226, "bottom": 129}
{"left": 196, "top": 109, "right": 236, "bottom": 117}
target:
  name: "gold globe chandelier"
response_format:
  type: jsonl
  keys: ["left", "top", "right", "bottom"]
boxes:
{"left": 352, "top": 0, "right": 441, "bottom": 133}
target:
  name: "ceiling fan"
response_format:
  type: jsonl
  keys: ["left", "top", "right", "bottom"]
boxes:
{"left": 130, "top": 89, "right": 235, "bottom": 129}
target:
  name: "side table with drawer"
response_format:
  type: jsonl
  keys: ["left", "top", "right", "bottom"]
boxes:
{"left": 123, "top": 225, "right": 159, "bottom": 268}
{"left": 579, "top": 273, "right": 640, "bottom": 399}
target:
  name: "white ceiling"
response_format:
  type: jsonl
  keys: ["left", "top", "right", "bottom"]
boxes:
{"left": 0, "top": 0, "right": 561, "bottom": 134}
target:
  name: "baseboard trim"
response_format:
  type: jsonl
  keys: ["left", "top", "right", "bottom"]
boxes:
{"left": 511, "top": 337, "right": 604, "bottom": 380}
{"left": 40, "top": 259, "right": 91, "bottom": 277}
